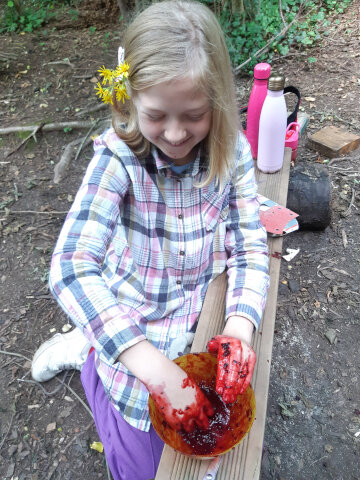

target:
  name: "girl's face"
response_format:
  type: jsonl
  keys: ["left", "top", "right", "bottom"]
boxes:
{"left": 135, "top": 77, "right": 212, "bottom": 165}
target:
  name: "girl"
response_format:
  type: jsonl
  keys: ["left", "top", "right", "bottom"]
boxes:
{"left": 32, "top": 1, "right": 269, "bottom": 478}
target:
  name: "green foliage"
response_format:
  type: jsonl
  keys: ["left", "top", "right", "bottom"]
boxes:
{"left": 200, "top": 0, "right": 354, "bottom": 69}
{"left": 1, "top": 0, "right": 49, "bottom": 33}
{"left": 0, "top": 0, "right": 79, "bottom": 33}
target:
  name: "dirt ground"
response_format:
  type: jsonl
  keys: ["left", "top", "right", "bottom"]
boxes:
{"left": 0, "top": 3, "right": 359, "bottom": 479}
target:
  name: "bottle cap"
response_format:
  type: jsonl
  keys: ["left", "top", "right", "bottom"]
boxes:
{"left": 268, "top": 74, "right": 285, "bottom": 91}
{"left": 254, "top": 63, "right": 271, "bottom": 79}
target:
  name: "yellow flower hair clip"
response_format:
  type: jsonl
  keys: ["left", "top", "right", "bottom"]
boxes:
{"left": 95, "top": 51, "right": 130, "bottom": 105}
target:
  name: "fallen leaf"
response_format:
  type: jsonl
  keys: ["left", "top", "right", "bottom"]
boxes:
{"left": 325, "top": 329, "right": 337, "bottom": 345}
{"left": 15, "top": 70, "right": 28, "bottom": 78}
{"left": 90, "top": 441, "right": 104, "bottom": 453}
{"left": 341, "top": 229, "right": 348, "bottom": 248}
{"left": 46, "top": 422, "right": 56, "bottom": 433}
{"left": 278, "top": 402, "right": 295, "bottom": 418}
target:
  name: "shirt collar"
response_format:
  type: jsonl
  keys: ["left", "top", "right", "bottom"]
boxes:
{"left": 150, "top": 145, "right": 206, "bottom": 178}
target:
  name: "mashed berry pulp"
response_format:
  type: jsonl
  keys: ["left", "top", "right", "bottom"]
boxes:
{"left": 179, "top": 383, "right": 231, "bottom": 455}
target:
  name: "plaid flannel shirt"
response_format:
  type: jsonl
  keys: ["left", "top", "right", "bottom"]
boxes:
{"left": 49, "top": 128, "right": 269, "bottom": 431}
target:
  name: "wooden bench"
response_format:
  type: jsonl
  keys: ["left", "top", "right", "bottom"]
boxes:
{"left": 155, "top": 148, "right": 292, "bottom": 480}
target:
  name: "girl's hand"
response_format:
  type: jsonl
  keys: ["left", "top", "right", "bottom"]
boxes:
{"left": 118, "top": 340, "right": 213, "bottom": 432}
{"left": 207, "top": 335, "right": 256, "bottom": 403}
{"left": 146, "top": 366, "right": 214, "bottom": 432}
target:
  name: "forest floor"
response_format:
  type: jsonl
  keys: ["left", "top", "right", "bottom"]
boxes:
{"left": 0, "top": 2, "right": 359, "bottom": 479}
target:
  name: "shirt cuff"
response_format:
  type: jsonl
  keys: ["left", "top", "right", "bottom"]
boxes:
{"left": 87, "top": 306, "right": 147, "bottom": 365}
{"left": 226, "top": 289, "right": 268, "bottom": 329}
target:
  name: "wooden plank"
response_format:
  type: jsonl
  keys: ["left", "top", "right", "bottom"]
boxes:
{"left": 155, "top": 148, "right": 292, "bottom": 480}
{"left": 307, "top": 125, "right": 360, "bottom": 158}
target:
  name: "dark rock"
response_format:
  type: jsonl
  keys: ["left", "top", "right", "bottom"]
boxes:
{"left": 288, "top": 279, "right": 301, "bottom": 292}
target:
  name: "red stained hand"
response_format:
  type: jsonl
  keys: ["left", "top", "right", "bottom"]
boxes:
{"left": 207, "top": 335, "right": 256, "bottom": 403}
{"left": 148, "top": 375, "right": 214, "bottom": 433}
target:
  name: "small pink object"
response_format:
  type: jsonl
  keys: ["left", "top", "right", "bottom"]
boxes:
{"left": 260, "top": 205, "right": 299, "bottom": 236}
{"left": 285, "top": 122, "right": 300, "bottom": 161}
{"left": 246, "top": 63, "right": 271, "bottom": 159}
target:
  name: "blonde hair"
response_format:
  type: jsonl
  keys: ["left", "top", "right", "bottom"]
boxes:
{"left": 112, "top": 0, "right": 239, "bottom": 188}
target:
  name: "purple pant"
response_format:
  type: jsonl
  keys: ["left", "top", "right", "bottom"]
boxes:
{"left": 81, "top": 351, "right": 164, "bottom": 480}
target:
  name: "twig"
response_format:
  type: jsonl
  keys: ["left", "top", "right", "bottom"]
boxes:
{"left": 333, "top": 112, "right": 359, "bottom": 128}
{"left": 313, "top": 110, "right": 359, "bottom": 129}
{"left": 61, "top": 420, "right": 94, "bottom": 453}
{"left": 75, "top": 103, "right": 108, "bottom": 117}
{"left": 309, "top": 455, "right": 327, "bottom": 467}
{"left": 0, "top": 52, "right": 18, "bottom": 60}
{"left": 17, "top": 371, "right": 69, "bottom": 396}
{"left": 43, "top": 59, "right": 74, "bottom": 68}
{"left": 328, "top": 156, "right": 358, "bottom": 166}
{"left": 0, "top": 120, "right": 109, "bottom": 136}
{"left": 328, "top": 168, "right": 359, "bottom": 174}
{"left": 106, "top": 457, "right": 113, "bottom": 480}
{"left": 279, "top": 0, "right": 287, "bottom": 28}
{"left": 343, "top": 188, "right": 356, "bottom": 216}
{"left": 7, "top": 210, "right": 68, "bottom": 215}
{"left": 0, "top": 412, "right": 15, "bottom": 451}
{"left": 271, "top": 51, "right": 307, "bottom": 62}
{"left": 55, "top": 376, "right": 93, "bottom": 418}
{"left": 4, "top": 124, "right": 44, "bottom": 159}
{"left": 54, "top": 119, "right": 109, "bottom": 183}
{"left": 317, "top": 265, "right": 353, "bottom": 278}
{"left": 74, "top": 119, "right": 102, "bottom": 162}
{"left": 0, "top": 348, "right": 32, "bottom": 363}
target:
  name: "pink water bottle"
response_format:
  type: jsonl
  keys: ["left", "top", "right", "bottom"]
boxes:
{"left": 246, "top": 62, "right": 271, "bottom": 159}
{"left": 257, "top": 74, "right": 287, "bottom": 173}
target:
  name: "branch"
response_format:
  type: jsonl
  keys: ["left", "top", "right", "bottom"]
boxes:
{"left": 4, "top": 124, "right": 44, "bottom": 159}
{"left": 279, "top": 0, "right": 288, "bottom": 28}
{"left": 53, "top": 137, "right": 88, "bottom": 184}
{"left": 0, "top": 120, "right": 109, "bottom": 136}
{"left": 53, "top": 119, "right": 110, "bottom": 184}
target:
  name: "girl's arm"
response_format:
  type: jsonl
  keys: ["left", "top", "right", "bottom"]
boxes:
{"left": 225, "top": 134, "right": 269, "bottom": 330}
{"left": 211, "top": 134, "right": 269, "bottom": 403}
{"left": 222, "top": 315, "right": 254, "bottom": 345}
{"left": 118, "top": 340, "right": 214, "bottom": 432}
{"left": 49, "top": 141, "right": 147, "bottom": 366}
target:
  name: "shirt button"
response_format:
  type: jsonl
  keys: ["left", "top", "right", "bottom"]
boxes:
{"left": 176, "top": 280, "right": 182, "bottom": 285}
{"left": 178, "top": 214, "right": 183, "bottom": 219}
{"left": 179, "top": 251, "right": 185, "bottom": 256}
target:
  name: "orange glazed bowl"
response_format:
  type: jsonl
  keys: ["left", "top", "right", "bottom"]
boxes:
{"left": 148, "top": 352, "right": 256, "bottom": 458}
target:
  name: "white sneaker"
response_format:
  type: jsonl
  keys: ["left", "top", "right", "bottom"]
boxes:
{"left": 31, "top": 327, "right": 92, "bottom": 382}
